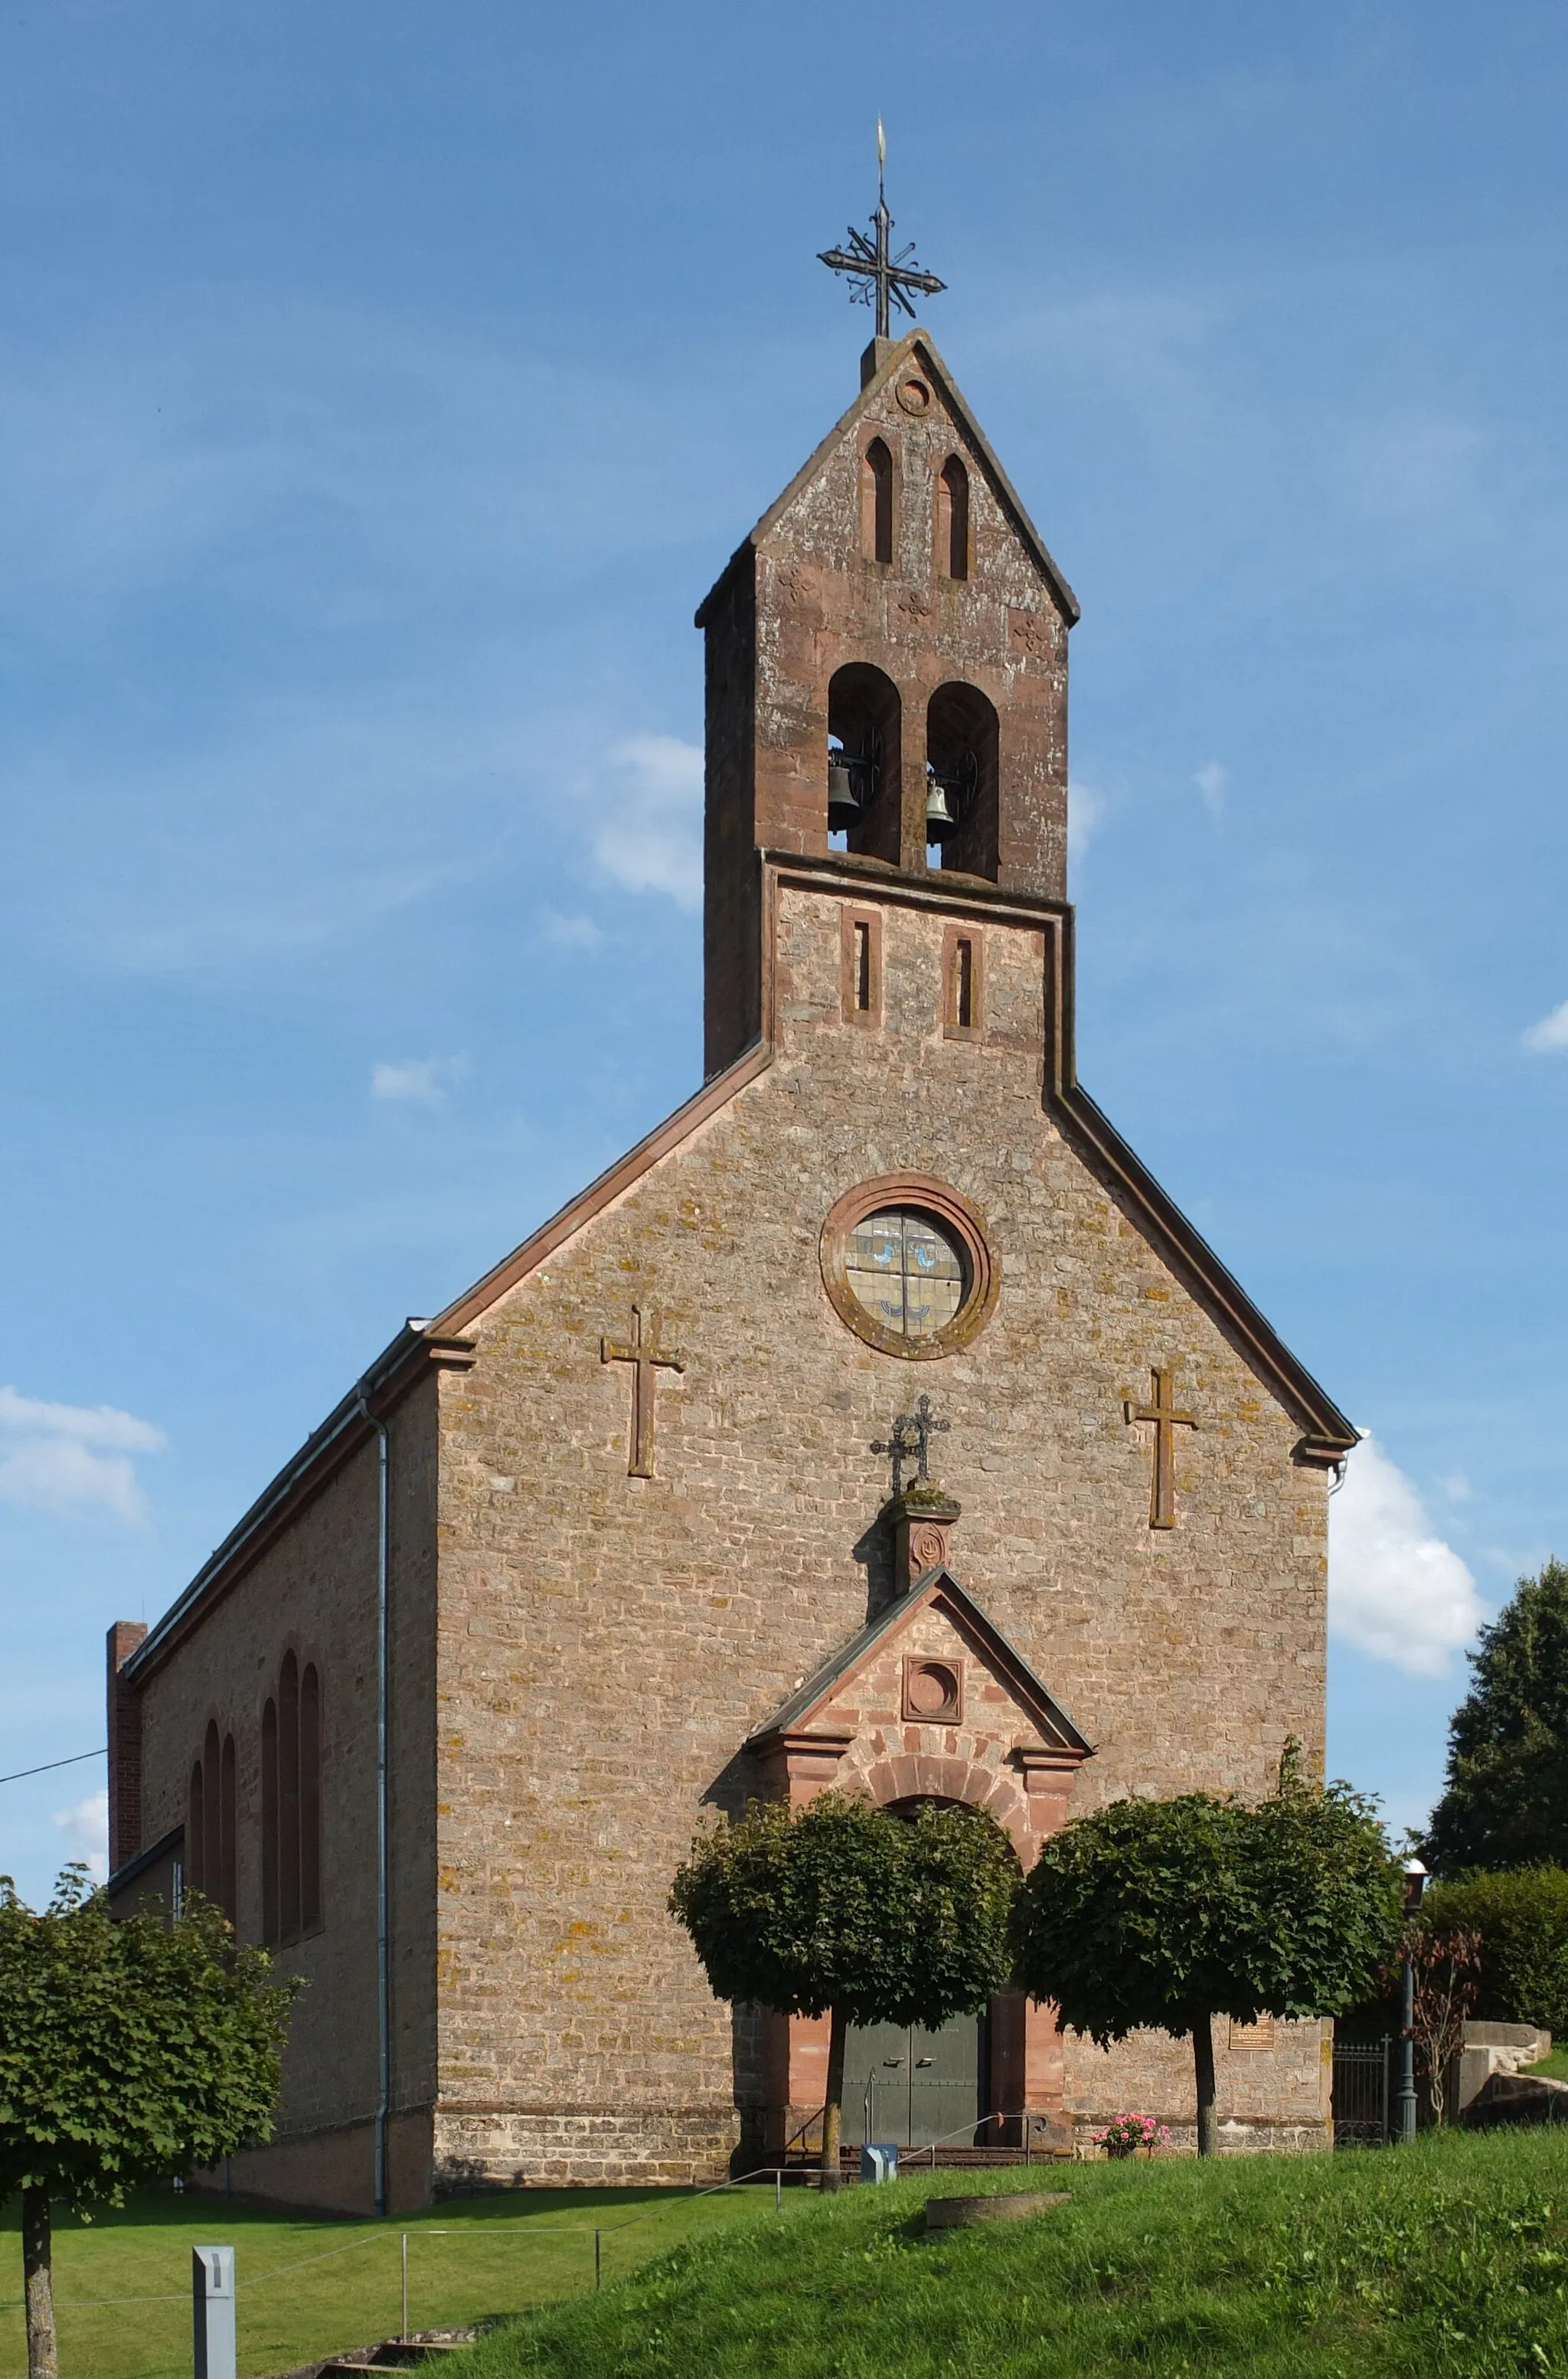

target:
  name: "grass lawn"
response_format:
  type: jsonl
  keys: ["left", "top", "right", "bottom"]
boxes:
{"left": 0, "top": 2181, "right": 812, "bottom": 2379}
{"left": 456, "top": 2128, "right": 1568, "bottom": 2379}
{"left": 1530, "top": 2045, "right": 1568, "bottom": 2081}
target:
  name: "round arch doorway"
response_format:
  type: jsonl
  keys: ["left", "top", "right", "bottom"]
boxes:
{"left": 840, "top": 1791, "right": 1004, "bottom": 2151}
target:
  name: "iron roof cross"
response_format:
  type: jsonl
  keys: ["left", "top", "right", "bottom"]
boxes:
{"left": 873, "top": 1394, "right": 950, "bottom": 1498}
{"left": 818, "top": 123, "right": 946, "bottom": 341}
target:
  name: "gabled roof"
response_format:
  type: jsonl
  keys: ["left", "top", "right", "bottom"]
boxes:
{"left": 746, "top": 1564, "right": 1093, "bottom": 1760}
{"left": 695, "top": 328, "right": 1080, "bottom": 629}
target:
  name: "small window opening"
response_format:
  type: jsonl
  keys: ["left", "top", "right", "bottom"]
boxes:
{"left": 854, "top": 920, "right": 872, "bottom": 1011}
{"left": 862, "top": 437, "right": 893, "bottom": 566}
{"left": 952, "top": 938, "right": 974, "bottom": 1030}
{"left": 938, "top": 455, "right": 969, "bottom": 581}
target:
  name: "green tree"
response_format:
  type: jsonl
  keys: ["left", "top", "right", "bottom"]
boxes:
{"left": 670, "top": 1794, "right": 1017, "bottom": 2188}
{"left": 1421, "top": 1866, "right": 1568, "bottom": 2034}
{"left": 1426, "top": 1561, "right": 1568, "bottom": 1875}
{"left": 1011, "top": 1752, "right": 1403, "bottom": 2155}
{"left": 0, "top": 1869, "right": 300, "bottom": 2379}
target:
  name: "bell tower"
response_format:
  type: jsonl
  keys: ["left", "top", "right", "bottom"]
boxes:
{"left": 695, "top": 328, "right": 1080, "bottom": 1077}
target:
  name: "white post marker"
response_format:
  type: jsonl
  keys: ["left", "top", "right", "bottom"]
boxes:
{"left": 192, "top": 2246, "right": 236, "bottom": 2379}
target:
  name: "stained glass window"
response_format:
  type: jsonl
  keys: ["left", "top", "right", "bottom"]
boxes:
{"left": 844, "top": 1208, "right": 968, "bottom": 1340}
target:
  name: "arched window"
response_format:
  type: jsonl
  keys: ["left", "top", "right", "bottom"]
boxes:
{"left": 261, "top": 1698, "right": 279, "bottom": 1945}
{"left": 827, "top": 663, "right": 902, "bottom": 864}
{"left": 188, "top": 1759, "right": 205, "bottom": 1897}
{"left": 862, "top": 437, "right": 893, "bottom": 566}
{"left": 279, "top": 1652, "right": 300, "bottom": 1943}
{"left": 925, "top": 682, "right": 1000, "bottom": 879}
{"left": 300, "top": 1663, "right": 322, "bottom": 1934}
{"left": 187, "top": 1724, "right": 236, "bottom": 1922}
{"left": 202, "top": 1720, "right": 222, "bottom": 1910}
{"left": 937, "top": 456, "right": 969, "bottom": 581}
{"left": 266, "top": 1652, "right": 324, "bottom": 1945}
{"left": 220, "top": 1731, "right": 237, "bottom": 1923}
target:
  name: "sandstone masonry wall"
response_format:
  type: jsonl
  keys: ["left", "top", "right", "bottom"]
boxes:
{"left": 433, "top": 874, "right": 1331, "bottom": 2184}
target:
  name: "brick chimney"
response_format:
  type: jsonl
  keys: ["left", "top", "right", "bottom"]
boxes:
{"left": 106, "top": 1620, "right": 147, "bottom": 1877}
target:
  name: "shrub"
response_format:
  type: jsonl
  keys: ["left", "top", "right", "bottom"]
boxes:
{"left": 1422, "top": 1866, "right": 1568, "bottom": 2038}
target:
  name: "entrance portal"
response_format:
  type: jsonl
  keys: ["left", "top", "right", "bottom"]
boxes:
{"left": 841, "top": 2011, "right": 985, "bottom": 2149}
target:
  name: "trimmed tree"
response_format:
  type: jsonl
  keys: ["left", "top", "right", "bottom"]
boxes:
{"left": 1426, "top": 1560, "right": 1568, "bottom": 1875}
{"left": 670, "top": 1793, "right": 1017, "bottom": 2188}
{"left": 1011, "top": 1751, "right": 1404, "bottom": 2155}
{"left": 0, "top": 1868, "right": 300, "bottom": 2379}
{"left": 1420, "top": 1865, "right": 1568, "bottom": 2035}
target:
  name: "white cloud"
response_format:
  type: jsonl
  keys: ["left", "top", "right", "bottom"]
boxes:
{"left": 541, "top": 910, "right": 605, "bottom": 950}
{"left": 1522, "top": 1000, "right": 1568, "bottom": 1053}
{"left": 1328, "top": 1432, "right": 1485, "bottom": 1676}
{"left": 0, "top": 1386, "right": 165, "bottom": 1523}
{"left": 53, "top": 1790, "right": 109, "bottom": 1884}
{"left": 590, "top": 735, "right": 703, "bottom": 909}
{"left": 1067, "top": 776, "right": 1106, "bottom": 868}
{"left": 1194, "top": 761, "right": 1228, "bottom": 815}
{"left": 371, "top": 1053, "right": 472, "bottom": 1106}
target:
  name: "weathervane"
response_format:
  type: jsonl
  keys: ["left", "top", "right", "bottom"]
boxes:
{"left": 818, "top": 119, "right": 946, "bottom": 341}
{"left": 872, "top": 1394, "right": 950, "bottom": 1498}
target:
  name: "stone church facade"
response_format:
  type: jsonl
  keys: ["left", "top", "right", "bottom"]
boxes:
{"left": 103, "top": 328, "right": 1354, "bottom": 2214}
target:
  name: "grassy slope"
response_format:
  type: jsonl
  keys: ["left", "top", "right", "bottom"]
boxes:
{"left": 0, "top": 2185, "right": 803, "bottom": 2379}
{"left": 460, "top": 2131, "right": 1568, "bottom": 2379}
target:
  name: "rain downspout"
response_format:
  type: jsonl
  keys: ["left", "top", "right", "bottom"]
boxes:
{"left": 358, "top": 1384, "right": 392, "bottom": 2219}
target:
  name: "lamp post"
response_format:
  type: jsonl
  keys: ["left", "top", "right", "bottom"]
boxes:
{"left": 1395, "top": 1857, "right": 1428, "bottom": 2144}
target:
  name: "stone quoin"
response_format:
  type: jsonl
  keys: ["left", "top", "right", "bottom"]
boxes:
{"left": 103, "top": 319, "right": 1355, "bottom": 2212}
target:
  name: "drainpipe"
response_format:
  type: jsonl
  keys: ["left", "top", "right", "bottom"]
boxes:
{"left": 358, "top": 1384, "right": 392, "bottom": 2218}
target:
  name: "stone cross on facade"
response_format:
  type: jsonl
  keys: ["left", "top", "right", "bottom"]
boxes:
{"left": 873, "top": 1394, "right": 949, "bottom": 1498}
{"left": 1123, "top": 1367, "right": 1197, "bottom": 1530}
{"left": 601, "top": 1306, "right": 684, "bottom": 1480}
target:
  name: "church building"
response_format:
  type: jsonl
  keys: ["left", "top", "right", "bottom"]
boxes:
{"left": 103, "top": 292, "right": 1355, "bottom": 2214}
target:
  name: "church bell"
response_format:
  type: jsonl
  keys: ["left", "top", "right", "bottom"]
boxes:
{"left": 924, "top": 766, "right": 958, "bottom": 843}
{"left": 827, "top": 742, "right": 867, "bottom": 832}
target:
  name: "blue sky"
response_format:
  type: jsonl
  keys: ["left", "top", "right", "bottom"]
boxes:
{"left": 4, "top": 0, "right": 1567, "bottom": 1900}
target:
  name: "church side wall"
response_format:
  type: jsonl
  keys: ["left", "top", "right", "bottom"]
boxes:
{"left": 430, "top": 877, "right": 1331, "bottom": 2188}
{"left": 128, "top": 1380, "right": 441, "bottom": 2215}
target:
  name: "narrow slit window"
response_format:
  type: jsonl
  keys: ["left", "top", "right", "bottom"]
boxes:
{"left": 942, "top": 925, "right": 984, "bottom": 1037}
{"left": 863, "top": 438, "right": 893, "bottom": 565}
{"left": 952, "top": 938, "right": 974, "bottom": 1029}
{"left": 841, "top": 908, "right": 881, "bottom": 1024}
{"left": 939, "top": 455, "right": 969, "bottom": 580}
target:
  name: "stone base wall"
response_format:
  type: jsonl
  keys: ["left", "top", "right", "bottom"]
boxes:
{"left": 433, "top": 2107, "right": 741, "bottom": 2191}
{"left": 1063, "top": 2018, "right": 1331, "bottom": 2149}
{"left": 1070, "top": 2115, "right": 1331, "bottom": 2158}
{"left": 195, "top": 2106, "right": 434, "bottom": 2217}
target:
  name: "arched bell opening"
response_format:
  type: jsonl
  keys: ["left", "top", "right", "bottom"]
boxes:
{"left": 925, "top": 681, "right": 999, "bottom": 879}
{"left": 827, "top": 663, "right": 902, "bottom": 864}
